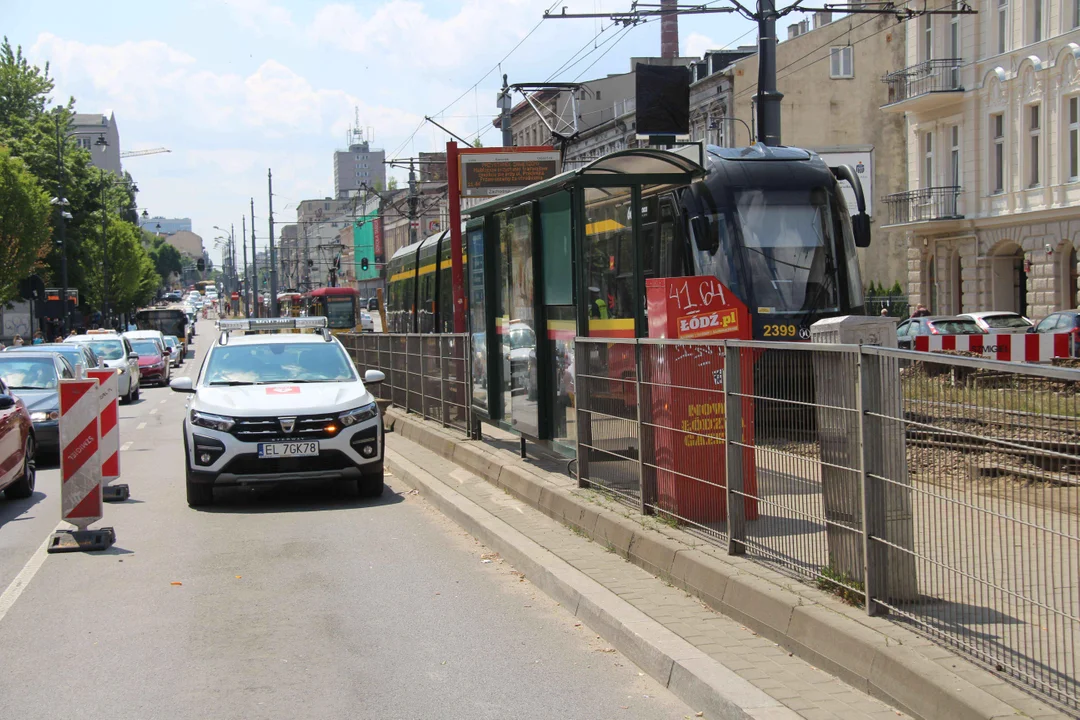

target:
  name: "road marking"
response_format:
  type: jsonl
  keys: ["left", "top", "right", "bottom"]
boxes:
{"left": 137, "top": 422, "right": 147, "bottom": 430}
{"left": 120, "top": 441, "right": 133, "bottom": 452}
{"left": 149, "top": 408, "right": 158, "bottom": 415}
{"left": 0, "top": 522, "right": 63, "bottom": 625}
{"left": 159, "top": 399, "right": 167, "bottom": 404}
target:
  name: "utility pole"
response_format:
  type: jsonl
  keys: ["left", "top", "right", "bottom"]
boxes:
{"left": 268, "top": 169, "right": 279, "bottom": 317}
{"left": 407, "top": 160, "right": 419, "bottom": 246}
{"left": 302, "top": 222, "right": 311, "bottom": 291}
{"left": 755, "top": 0, "right": 782, "bottom": 147}
{"left": 242, "top": 215, "right": 250, "bottom": 318}
{"left": 99, "top": 170, "right": 110, "bottom": 325}
{"left": 250, "top": 197, "right": 258, "bottom": 317}
{"left": 54, "top": 112, "right": 70, "bottom": 336}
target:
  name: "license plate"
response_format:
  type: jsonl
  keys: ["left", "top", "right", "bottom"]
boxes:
{"left": 258, "top": 441, "right": 319, "bottom": 458}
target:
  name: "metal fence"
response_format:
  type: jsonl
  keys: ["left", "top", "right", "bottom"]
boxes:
{"left": 340, "top": 333, "right": 471, "bottom": 433}
{"left": 883, "top": 186, "right": 962, "bottom": 225}
{"left": 883, "top": 57, "right": 964, "bottom": 103}
{"left": 576, "top": 337, "right": 1080, "bottom": 713}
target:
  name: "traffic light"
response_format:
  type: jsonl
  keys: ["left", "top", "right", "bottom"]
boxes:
{"left": 360, "top": 257, "right": 369, "bottom": 272}
{"left": 196, "top": 258, "right": 206, "bottom": 271}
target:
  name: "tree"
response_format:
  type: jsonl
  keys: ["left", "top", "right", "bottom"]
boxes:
{"left": 146, "top": 234, "right": 183, "bottom": 285}
{"left": 0, "top": 147, "right": 51, "bottom": 301}
{"left": 0, "top": 38, "right": 54, "bottom": 134}
{"left": 83, "top": 214, "right": 158, "bottom": 312}
{"left": 387, "top": 177, "right": 399, "bottom": 191}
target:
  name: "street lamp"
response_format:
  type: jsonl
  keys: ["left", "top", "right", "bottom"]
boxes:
{"left": 52, "top": 110, "right": 71, "bottom": 335}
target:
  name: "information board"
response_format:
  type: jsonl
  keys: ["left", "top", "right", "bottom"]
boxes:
{"left": 460, "top": 151, "right": 560, "bottom": 197}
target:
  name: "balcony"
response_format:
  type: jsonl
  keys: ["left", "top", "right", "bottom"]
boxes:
{"left": 881, "top": 59, "right": 964, "bottom": 113}
{"left": 882, "top": 186, "right": 962, "bottom": 227}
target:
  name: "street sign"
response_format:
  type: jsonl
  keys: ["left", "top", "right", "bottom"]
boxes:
{"left": 59, "top": 378, "right": 102, "bottom": 529}
{"left": 459, "top": 150, "right": 560, "bottom": 197}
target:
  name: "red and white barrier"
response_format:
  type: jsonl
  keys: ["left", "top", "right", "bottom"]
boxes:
{"left": 87, "top": 369, "right": 120, "bottom": 482}
{"left": 59, "top": 378, "right": 102, "bottom": 530}
{"left": 913, "top": 332, "right": 1072, "bottom": 363}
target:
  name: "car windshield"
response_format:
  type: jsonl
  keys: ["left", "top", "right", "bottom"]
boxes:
{"left": 930, "top": 319, "right": 984, "bottom": 334}
{"left": 0, "top": 358, "right": 58, "bottom": 389}
{"left": 164, "top": 337, "right": 179, "bottom": 348}
{"left": 204, "top": 342, "right": 356, "bottom": 385}
{"left": 733, "top": 187, "right": 839, "bottom": 314}
{"left": 130, "top": 340, "right": 161, "bottom": 356}
{"left": 85, "top": 340, "right": 125, "bottom": 360}
{"left": 508, "top": 328, "right": 536, "bottom": 351}
{"left": 983, "top": 314, "right": 1031, "bottom": 329}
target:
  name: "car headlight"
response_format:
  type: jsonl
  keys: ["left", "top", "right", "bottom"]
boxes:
{"left": 339, "top": 402, "right": 378, "bottom": 427}
{"left": 30, "top": 410, "right": 59, "bottom": 423}
{"left": 190, "top": 410, "right": 235, "bottom": 432}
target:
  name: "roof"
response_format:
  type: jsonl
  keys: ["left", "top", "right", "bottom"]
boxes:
{"left": 306, "top": 287, "right": 358, "bottom": 297}
{"left": 68, "top": 334, "right": 123, "bottom": 341}
{"left": 466, "top": 148, "right": 706, "bottom": 218}
{"left": 960, "top": 311, "right": 1027, "bottom": 319}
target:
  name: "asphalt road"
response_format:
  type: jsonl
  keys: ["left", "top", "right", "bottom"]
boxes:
{"left": 0, "top": 320, "right": 691, "bottom": 720}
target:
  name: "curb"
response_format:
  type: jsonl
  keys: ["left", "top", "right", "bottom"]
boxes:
{"left": 386, "top": 409, "right": 1066, "bottom": 720}
{"left": 385, "top": 446, "right": 802, "bottom": 720}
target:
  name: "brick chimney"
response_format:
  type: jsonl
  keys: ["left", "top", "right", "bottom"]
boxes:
{"left": 661, "top": 0, "right": 679, "bottom": 59}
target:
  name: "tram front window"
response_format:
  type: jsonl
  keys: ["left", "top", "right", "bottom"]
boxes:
{"left": 734, "top": 188, "right": 839, "bottom": 314}
{"left": 325, "top": 298, "right": 356, "bottom": 328}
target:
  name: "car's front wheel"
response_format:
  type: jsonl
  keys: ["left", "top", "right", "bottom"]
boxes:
{"left": 184, "top": 434, "right": 214, "bottom": 507}
{"left": 6, "top": 436, "right": 36, "bottom": 499}
{"left": 357, "top": 464, "right": 384, "bottom": 498}
{"left": 121, "top": 376, "right": 134, "bottom": 404}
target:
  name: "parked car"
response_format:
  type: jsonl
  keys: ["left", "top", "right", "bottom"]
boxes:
{"left": 367, "top": 297, "right": 379, "bottom": 311}
{"left": 359, "top": 310, "right": 374, "bottom": 332}
{"left": 0, "top": 352, "right": 76, "bottom": 454}
{"left": 0, "top": 374, "right": 36, "bottom": 500}
{"left": 959, "top": 311, "right": 1034, "bottom": 333}
{"left": 1029, "top": 310, "right": 1080, "bottom": 356}
{"left": 5, "top": 342, "right": 103, "bottom": 373}
{"left": 896, "top": 315, "right": 985, "bottom": 350}
{"left": 65, "top": 333, "right": 141, "bottom": 403}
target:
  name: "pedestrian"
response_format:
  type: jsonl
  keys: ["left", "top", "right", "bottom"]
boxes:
{"left": 880, "top": 307, "right": 890, "bottom": 317}
{"left": 32, "top": 331, "right": 44, "bottom": 345}
{"left": 12, "top": 334, "right": 24, "bottom": 347}
{"left": 911, "top": 303, "right": 930, "bottom": 318}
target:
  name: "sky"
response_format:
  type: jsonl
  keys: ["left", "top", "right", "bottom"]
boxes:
{"left": 3, "top": 0, "right": 804, "bottom": 266}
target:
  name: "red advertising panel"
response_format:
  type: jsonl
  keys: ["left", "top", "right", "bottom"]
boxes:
{"left": 645, "top": 277, "right": 757, "bottom": 523}
{"left": 372, "top": 215, "right": 384, "bottom": 265}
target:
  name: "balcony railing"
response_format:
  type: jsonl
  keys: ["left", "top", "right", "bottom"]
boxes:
{"left": 882, "top": 58, "right": 963, "bottom": 105}
{"left": 883, "top": 186, "right": 961, "bottom": 225}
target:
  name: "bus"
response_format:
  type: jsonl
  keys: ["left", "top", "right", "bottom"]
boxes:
{"left": 195, "top": 281, "right": 217, "bottom": 296}
{"left": 304, "top": 287, "right": 361, "bottom": 334}
{"left": 277, "top": 292, "right": 304, "bottom": 318}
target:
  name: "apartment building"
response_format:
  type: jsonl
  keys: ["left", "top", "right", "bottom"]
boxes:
{"left": 884, "top": 0, "right": 1080, "bottom": 319}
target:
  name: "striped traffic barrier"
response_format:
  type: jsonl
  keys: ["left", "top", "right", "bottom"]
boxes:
{"left": 47, "top": 377, "right": 115, "bottom": 553}
{"left": 87, "top": 368, "right": 128, "bottom": 502}
{"left": 912, "top": 332, "right": 1073, "bottom": 363}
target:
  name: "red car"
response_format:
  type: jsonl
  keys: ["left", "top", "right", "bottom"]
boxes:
{"left": 129, "top": 339, "right": 171, "bottom": 385}
{"left": 0, "top": 375, "right": 36, "bottom": 500}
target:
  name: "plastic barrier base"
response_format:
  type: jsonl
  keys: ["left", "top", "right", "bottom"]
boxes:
{"left": 46, "top": 527, "right": 116, "bottom": 554}
{"left": 103, "top": 484, "right": 130, "bottom": 503}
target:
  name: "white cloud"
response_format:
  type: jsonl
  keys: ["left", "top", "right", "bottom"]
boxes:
{"left": 222, "top": 0, "right": 295, "bottom": 35}
{"left": 685, "top": 32, "right": 717, "bottom": 59}
{"left": 307, "top": 0, "right": 539, "bottom": 68}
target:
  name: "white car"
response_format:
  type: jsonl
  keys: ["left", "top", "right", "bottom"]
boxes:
{"left": 170, "top": 316, "right": 385, "bottom": 507}
{"left": 65, "top": 333, "right": 142, "bottom": 403}
{"left": 958, "top": 311, "right": 1034, "bottom": 333}
{"left": 360, "top": 310, "right": 374, "bottom": 332}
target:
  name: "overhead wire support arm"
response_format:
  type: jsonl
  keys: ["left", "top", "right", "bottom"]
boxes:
{"left": 424, "top": 116, "right": 472, "bottom": 147}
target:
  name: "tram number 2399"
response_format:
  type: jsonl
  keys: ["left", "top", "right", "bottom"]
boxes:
{"left": 762, "top": 324, "right": 812, "bottom": 340}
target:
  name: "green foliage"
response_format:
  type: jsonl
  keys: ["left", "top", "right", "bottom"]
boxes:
{"left": 0, "top": 146, "right": 51, "bottom": 301}
{"left": 0, "top": 37, "right": 54, "bottom": 131}
{"left": 817, "top": 565, "right": 865, "bottom": 607}
{"left": 147, "top": 235, "right": 183, "bottom": 285}
{"left": 82, "top": 213, "right": 158, "bottom": 312}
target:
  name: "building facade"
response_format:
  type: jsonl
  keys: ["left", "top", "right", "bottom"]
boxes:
{"left": 139, "top": 216, "right": 192, "bottom": 235}
{"left": 884, "top": 0, "right": 1080, "bottom": 320}
{"left": 333, "top": 141, "right": 387, "bottom": 198}
{"left": 162, "top": 230, "right": 204, "bottom": 260}
{"left": 71, "top": 112, "right": 122, "bottom": 175}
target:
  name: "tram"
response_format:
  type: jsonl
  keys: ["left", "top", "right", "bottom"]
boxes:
{"left": 304, "top": 286, "right": 362, "bottom": 334}
{"left": 276, "top": 292, "right": 303, "bottom": 318}
{"left": 386, "top": 230, "right": 466, "bottom": 334}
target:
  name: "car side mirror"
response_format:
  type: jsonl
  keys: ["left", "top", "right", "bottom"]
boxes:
{"left": 170, "top": 377, "right": 195, "bottom": 394}
{"left": 0, "top": 395, "right": 15, "bottom": 410}
{"left": 1027, "top": 326, "right": 1036, "bottom": 334}
{"left": 164, "top": 347, "right": 172, "bottom": 355}
{"left": 364, "top": 369, "right": 386, "bottom": 386}
{"left": 852, "top": 212, "right": 871, "bottom": 248}
{"left": 128, "top": 352, "right": 139, "bottom": 360}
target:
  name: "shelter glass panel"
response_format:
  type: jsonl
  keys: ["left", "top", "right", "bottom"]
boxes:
{"left": 467, "top": 225, "right": 488, "bottom": 414}
{"left": 540, "top": 192, "right": 573, "bottom": 306}
{"left": 507, "top": 203, "right": 539, "bottom": 437}
{"left": 548, "top": 305, "right": 577, "bottom": 453}
{"left": 584, "top": 186, "right": 635, "bottom": 337}
{"left": 493, "top": 210, "right": 511, "bottom": 421}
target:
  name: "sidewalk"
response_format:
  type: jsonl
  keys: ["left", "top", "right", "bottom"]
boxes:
{"left": 384, "top": 409, "right": 1068, "bottom": 720}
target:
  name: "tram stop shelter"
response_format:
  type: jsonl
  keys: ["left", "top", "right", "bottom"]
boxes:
{"left": 464, "top": 147, "right": 706, "bottom": 456}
